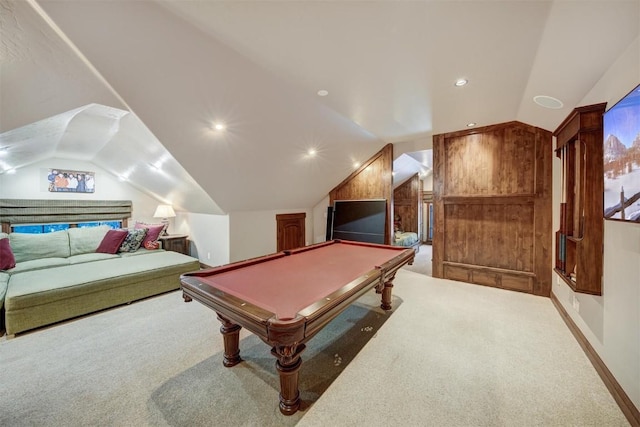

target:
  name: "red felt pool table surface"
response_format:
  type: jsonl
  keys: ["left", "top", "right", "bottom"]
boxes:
{"left": 190, "top": 241, "right": 408, "bottom": 320}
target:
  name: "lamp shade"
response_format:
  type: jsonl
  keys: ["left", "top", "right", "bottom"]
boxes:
{"left": 153, "top": 204, "right": 176, "bottom": 219}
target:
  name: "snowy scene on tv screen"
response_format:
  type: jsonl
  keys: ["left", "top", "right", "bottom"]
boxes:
{"left": 604, "top": 85, "right": 640, "bottom": 222}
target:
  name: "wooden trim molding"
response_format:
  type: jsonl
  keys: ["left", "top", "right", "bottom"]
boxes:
{"left": 550, "top": 292, "right": 640, "bottom": 426}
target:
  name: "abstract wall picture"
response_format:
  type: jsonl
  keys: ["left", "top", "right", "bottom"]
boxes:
{"left": 47, "top": 169, "right": 95, "bottom": 193}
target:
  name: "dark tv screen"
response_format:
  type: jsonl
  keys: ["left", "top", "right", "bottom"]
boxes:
{"left": 603, "top": 83, "right": 640, "bottom": 222}
{"left": 331, "top": 199, "right": 386, "bottom": 244}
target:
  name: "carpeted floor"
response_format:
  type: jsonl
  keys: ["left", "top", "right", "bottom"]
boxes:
{"left": 0, "top": 270, "right": 629, "bottom": 426}
{"left": 402, "top": 244, "right": 432, "bottom": 276}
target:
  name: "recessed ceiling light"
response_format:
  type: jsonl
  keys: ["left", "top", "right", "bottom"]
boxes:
{"left": 317, "top": 90, "right": 329, "bottom": 97}
{"left": 353, "top": 161, "right": 361, "bottom": 168}
{"left": 533, "top": 95, "right": 563, "bottom": 109}
{"left": 213, "top": 122, "right": 226, "bottom": 131}
{"left": 454, "top": 79, "right": 468, "bottom": 87}
{"left": 307, "top": 148, "right": 317, "bottom": 157}
{"left": 467, "top": 122, "right": 476, "bottom": 127}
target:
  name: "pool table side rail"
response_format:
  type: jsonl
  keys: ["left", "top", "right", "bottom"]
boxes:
{"left": 299, "top": 268, "right": 384, "bottom": 339}
{"left": 284, "top": 239, "right": 410, "bottom": 255}
{"left": 183, "top": 252, "right": 286, "bottom": 277}
{"left": 299, "top": 246, "right": 414, "bottom": 338}
{"left": 377, "top": 248, "right": 416, "bottom": 278}
{"left": 181, "top": 276, "right": 275, "bottom": 338}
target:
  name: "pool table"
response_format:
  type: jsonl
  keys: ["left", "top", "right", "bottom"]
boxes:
{"left": 180, "top": 239, "right": 414, "bottom": 415}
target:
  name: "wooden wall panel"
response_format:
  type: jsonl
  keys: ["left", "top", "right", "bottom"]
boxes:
{"left": 444, "top": 126, "right": 536, "bottom": 196}
{"left": 433, "top": 121, "right": 552, "bottom": 296}
{"left": 329, "top": 144, "right": 394, "bottom": 244}
{"left": 443, "top": 203, "right": 534, "bottom": 272}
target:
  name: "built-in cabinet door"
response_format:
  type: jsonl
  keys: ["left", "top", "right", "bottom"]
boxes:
{"left": 276, "top": 213, "right": 306, "bottom": 252}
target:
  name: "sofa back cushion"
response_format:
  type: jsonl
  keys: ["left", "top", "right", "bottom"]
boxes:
{"left": 68, "top": 225, "right": 110, "bottom": 256}
{"left": 9, "top": 230, "right": 71, "bottom": 263}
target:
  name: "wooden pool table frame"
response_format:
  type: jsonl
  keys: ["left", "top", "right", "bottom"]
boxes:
{"left": 180, "top": 240, "right": 414, "bottom": 415}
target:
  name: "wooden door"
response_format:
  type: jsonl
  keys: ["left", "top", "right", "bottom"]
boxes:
{"left": 276, "top": 213, "right": 306, "bottom": 252}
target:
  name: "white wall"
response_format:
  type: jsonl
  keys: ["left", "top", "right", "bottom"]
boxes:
{"left": 422, "top": 174, "right": 433, "bottom": 192}
{"left": 180, "top": 212, "right": 229, "bottom": 266}
{"left": 0, "top": 158, "right": 232, "bottom": 265}
{"left": 228, "top": 209, "right": 314, "bottom": 262}
{"left": 0, "top": 158, "right": 161, "bottom": 223}
{"left": 552, "top": 37, "right": 640, "bottom": 410}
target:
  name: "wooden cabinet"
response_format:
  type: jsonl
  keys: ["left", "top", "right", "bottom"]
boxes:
{"left": 554, "top": 103, "right": 606, "bottom": 295}
{"left": 433, "top": 121, "right": 553, "bottom": 296}
{"left": 159, "top": 234, "right": 189, "bottom": 255}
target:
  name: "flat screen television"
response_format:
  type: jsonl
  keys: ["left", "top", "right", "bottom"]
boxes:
{"left": 603, "top": 83, "right": 640, "bottom": 222}
{"left": 331, "top": 199, "right": 386, "bottom": 244}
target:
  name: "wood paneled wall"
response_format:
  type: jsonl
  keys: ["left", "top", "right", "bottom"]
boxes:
{"left": 329, "top": 144, "right": 394, "bottom": 244}
{"left": 432, "top": 121, "right": 552, "bottom": 296}
{"left": 393, "top": 173, "right": 421, "bottom": 235}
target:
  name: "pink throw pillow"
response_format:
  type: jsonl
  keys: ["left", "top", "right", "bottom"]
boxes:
{"left": 0, "top": 238, "right": 16, "bottom": 270}
{"left": 135, "top": 222, "right": 165, "bottom": 245}
{"left": 96, "top": 229, "right": 129, "bottom": 254}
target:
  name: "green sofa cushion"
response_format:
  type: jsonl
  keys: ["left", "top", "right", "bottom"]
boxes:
{"left": 118, "top": 248, "right": 164, "bottom": 257}
{"left": 68, "top": 253, "right": 119, "bottom": 264}
{"left": 6, "top": 258, "right": 69, "bottom": 274}
{"left": 9, "top": 231, "right": 70, "bottom": 263}
{"left": 5, "top": 251, "right": 200, "bottom": 311}
{"left": 68, "top": 225, "right": 110, "bottom": 256}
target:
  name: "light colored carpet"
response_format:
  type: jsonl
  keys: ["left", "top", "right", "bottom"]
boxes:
{"left": 402, "top": 244, "right": 432, "bottom": 276}
{"left": 0, "top": 270, "right": 628, "bottom": 426}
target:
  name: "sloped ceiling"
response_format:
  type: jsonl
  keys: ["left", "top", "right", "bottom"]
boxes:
{"left": 1, "top": 0, "right": 639, "bottom": 214}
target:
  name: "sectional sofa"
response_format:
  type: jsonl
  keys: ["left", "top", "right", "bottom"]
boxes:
{"left": 0, "top": 225, "right": 201, "bottom": 337}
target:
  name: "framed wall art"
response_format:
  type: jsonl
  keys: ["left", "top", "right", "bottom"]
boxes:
{"left": 603, "top": 84, "right": 640, "bottom": 222}
{"left": 47, "top": 169, "right": 95, "bottom": 193}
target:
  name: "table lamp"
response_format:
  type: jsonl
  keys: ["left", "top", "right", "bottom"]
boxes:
{"left": 153, "top": 204, "right": 176, "bottom": 236}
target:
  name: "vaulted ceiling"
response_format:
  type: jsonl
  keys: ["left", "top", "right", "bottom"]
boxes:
{"left": 1, "top": 0, "right": 638, "bottom": 213}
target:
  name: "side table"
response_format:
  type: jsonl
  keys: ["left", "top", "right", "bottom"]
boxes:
{"left": 158, "top": 234, "right": 189, "bottom": 255}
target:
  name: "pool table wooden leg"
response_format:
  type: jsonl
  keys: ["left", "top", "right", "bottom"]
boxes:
{"left": 216, "top": 313, "right": 242, "bottom": 367}
{"left": 272, "top": 343, "right": 306, "bottom": 415}
{"left": 380, "top": 280, "right": 394, "bottom": 310}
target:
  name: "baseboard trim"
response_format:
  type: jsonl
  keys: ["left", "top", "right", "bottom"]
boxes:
{"left": 550, "top": 291, "right": 640, "bottom": 426}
